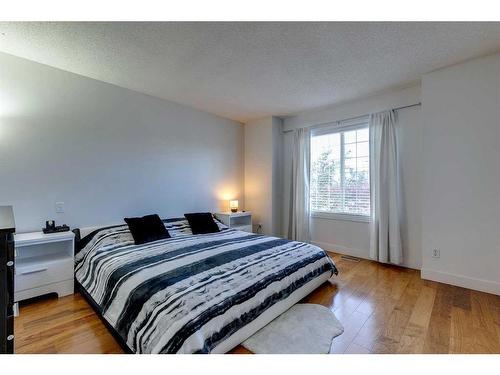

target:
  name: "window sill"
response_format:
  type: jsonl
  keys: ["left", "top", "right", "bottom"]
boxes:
{"left": 311, "top": 211, "right": 371, "bottom": 223}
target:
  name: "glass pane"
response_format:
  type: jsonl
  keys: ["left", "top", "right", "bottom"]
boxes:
{"left": 357, "top": 128, "right": 369, "bottom": 142}
{"left": 344, "top": 157, "right": 357, "bottom": 174}
{"left": 310, "top": 132, "right": 341, "bottom": 212}
{"left": 311, "top": 125, "right": 370, "bottom": 216}
{"left": 357, "top": 156, "right": 369, "bottom": 172}
{"left": 344, "top": 129, "right": 357, "bottom": 144}
{"left": 344, "top": 143, "right": 357, "bottom": 158}
{"left": 357, "top": 141, "right": 369, "bottom": 157}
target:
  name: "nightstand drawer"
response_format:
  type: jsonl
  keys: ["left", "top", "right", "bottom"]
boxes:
{"left": 15, "top": 256, "right": 73, "bottom": 292}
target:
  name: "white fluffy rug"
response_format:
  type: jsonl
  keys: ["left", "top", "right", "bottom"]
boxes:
{"left": 242, "top": 304, "right": 344, "bottom": 354}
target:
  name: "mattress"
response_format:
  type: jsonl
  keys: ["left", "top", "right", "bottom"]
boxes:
{"left": 75, "top": 218, "right": 337, "bottom": 354}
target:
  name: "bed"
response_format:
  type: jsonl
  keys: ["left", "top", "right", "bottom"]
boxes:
{"left": 74, "top": 218, "right": 337, "bottom": 354}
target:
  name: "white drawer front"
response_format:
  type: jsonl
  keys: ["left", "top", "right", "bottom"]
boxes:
{"left": 15, "top": 257, "right": 73, "bottom": 292}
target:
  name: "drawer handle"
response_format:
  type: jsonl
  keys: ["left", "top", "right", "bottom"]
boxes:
{"left": 19, "top": 268, "right": 47, "bottom": 275}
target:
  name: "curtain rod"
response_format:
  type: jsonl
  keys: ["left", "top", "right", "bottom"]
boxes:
{"left": 282, "top": 102, "right": 421, "bottom": 134}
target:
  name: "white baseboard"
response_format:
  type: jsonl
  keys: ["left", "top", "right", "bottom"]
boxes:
{"left": 312, "top": 241, "right": 498, "bottom": 295}
{"left": 312, "top": 240, "right": 421, "bottom": 270}
{"left": 311, "top": 240, "right": 369, "bottom": 260}
{"left": 421, "top": 268, "right": 500, "bottom": 296}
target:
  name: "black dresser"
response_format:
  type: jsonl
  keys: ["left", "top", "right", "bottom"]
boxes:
{"left": 0, "top": 206, "right": 15, "bottom": 354}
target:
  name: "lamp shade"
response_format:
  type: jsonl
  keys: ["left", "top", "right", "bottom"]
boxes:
{"left": 229, "top": 200, "right": 239, "bottom": 212}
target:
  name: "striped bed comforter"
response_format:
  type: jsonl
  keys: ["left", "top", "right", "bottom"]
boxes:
{"left": 75, "top": 219, "right": 337, "bottom": 354}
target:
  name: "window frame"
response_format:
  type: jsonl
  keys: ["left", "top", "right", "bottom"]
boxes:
{"left": 310, "top": 116, "right": 371, "bottom": 223}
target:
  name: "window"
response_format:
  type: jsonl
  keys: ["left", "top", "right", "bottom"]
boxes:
{"left": 310, "top": 120, "right": 370, "bottom": 220}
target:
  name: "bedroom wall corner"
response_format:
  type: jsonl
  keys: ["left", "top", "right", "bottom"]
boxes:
{"left": 243, "top": 116, "right": 283, "bottom": 236}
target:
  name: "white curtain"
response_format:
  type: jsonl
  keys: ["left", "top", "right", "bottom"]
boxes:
{"left": 369, "top": 110, "right": 403, "bottom": 264}
{"left": 288, "top": 127, "right": 311, "bottom": 242}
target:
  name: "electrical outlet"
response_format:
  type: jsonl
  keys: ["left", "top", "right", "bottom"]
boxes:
{"left": 55, "top": 202, "right": 65, "bottom": 213}
{"left": 432, "top": 249, "right": 440, "bottom": 258}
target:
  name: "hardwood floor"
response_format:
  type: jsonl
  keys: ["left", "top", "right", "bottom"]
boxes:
{"left": 14, "top": 253, "right": 500, "bottom": 354}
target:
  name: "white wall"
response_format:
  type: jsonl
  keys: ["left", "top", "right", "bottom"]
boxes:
{"left": 421, "top": 53, "right": 500, "bottom": 295}
{"left": 244, "top": 116, "right": 282, "bottom": 235}
{"left": 282, "top": 85, "right": 423, "bottom": 269}
{"left": 0, "top": 52, "right": 244, "bottom": 232}
{"left": 271, "top": 117, "right": 284, "bottom": 236}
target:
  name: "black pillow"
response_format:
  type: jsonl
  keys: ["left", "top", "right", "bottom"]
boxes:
{"left": 184, "top": 212, "right": 220, "bottom": 235}
{"left": 124, "top": 214, "right": 171, "bottom": 245}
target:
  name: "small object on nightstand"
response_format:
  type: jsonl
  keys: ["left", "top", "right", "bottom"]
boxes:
{"left": 215, "top": 211, "right": 252, "bottom": 233}
{"left": 229, "top": 200, "right": 239, "bottom": 213}
{"left": 14, "top": 231, "right": 75, "bottom": 303}
{"left": 45, "top": 220, "right": 55, "bottom": 231}
{"left": 43, "top": 220, "right": 70, "bottom": 234}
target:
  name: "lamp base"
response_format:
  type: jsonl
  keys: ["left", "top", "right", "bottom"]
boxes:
{"left": 230, "top": 208, "right": 237, "bottom": 213}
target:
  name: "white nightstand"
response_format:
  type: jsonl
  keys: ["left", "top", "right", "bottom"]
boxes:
{"left": 14, "top": 231, "right": 75, "bottom": 303}
{"left": 215, "top": 212, "right": 252, "bottom": 233}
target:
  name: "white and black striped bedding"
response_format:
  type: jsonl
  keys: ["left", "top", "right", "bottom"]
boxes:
{"left": 75, "top": 218, "right": 337, "bottom": 354}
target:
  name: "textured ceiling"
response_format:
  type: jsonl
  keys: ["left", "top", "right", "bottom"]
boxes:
{"left": 1, "top": 22, "right": 500, "bottom": 122}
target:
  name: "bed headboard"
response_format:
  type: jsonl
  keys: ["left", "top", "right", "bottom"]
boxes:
{"left": 72, "top": 216, "right": 203, "bottom": 254}
{"left": 72, "top": 223, "right": 123, "bottom": 254}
